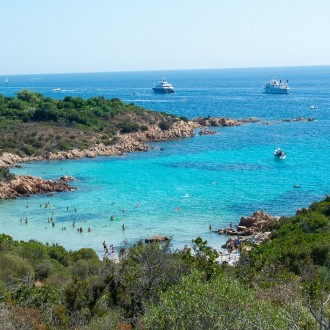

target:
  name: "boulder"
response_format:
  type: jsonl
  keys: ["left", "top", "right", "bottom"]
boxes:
{"left": 59, "top": 176, "right": 76, "bottom": 182}
{"left": 237, "top": 225, "right": 247, "bottom": 231}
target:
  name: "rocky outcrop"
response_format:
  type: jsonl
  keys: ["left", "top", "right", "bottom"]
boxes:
{"left": 0, "top": 175, "right": 76, "bottom": 199}
{"left": 218, "top": 210, "right": 280, "bottom": 252}
{"left": 199, "top": 129, "right": 217, "bottom": 136}
{"left": 0, "top": 117, "right": 257, "bottom": 167}
{"left": 282, "top": 117, "right": 315, "bottom": 122}
{"left": 193, "top": 117, "right": 258, "bottom": 127}
{"left": 0, "top": 153, "right": 43, "bottom": 167}
{"left": 59, "top": 175, "right": 76, "bottom": 181}
{"left": 221, "top": 231, "right": 272, "bottom": 251}
{"left": 217, "top": 210, "right": 280, "bottom": 237}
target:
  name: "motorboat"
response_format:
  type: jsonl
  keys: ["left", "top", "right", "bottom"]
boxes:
{"left": 152, "top": 78, "right": 175, "bottom": 94}
{"left": 274, "top": 148, "right": 286, "bottom": 160}
{"left": 52, "top": 88, "right": 62, "bottom": 92}
{"left": 310, "top": 105, "right": 317, "bottom": 109}
{"left": 264, "top": 79, "right": 290, "bottom": 94}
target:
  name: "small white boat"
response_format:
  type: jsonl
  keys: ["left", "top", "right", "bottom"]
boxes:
{"left": 52, "top": 88, "right": 62, "bottom": 92}
{"left": 264, "top": 79, "right": 290, "bottom": 94}
{"left": 152, "top": 78, "right": 175, "bottom": 94}
{"left": 310, "top": 105, "right": 317, "bottom": 109}
{"left": 274, "top": 148, "right": 286, "bottom": 160}
{"left": 4, "top": 78, "right": 9, "bottom": 83}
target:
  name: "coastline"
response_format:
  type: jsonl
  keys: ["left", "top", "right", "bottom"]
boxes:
{"left": 0, "top": 117, "right": 257, "bottom": 168}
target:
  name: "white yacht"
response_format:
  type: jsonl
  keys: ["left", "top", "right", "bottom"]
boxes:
{"left": 152, "top": 78, "right": 175, "bottom": 94}
{"left": 274, "top": 148, "right": 286, "bottom": 160}
{"left": 264, "top": 79, "right": 290, "bottom": 94}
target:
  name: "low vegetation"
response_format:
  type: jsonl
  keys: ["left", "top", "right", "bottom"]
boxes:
{"left": 0, "top": 90, "right": 186, "bottom": 157}
{"left": 0, "top": 167, "right": 15, "bottom": 181}
{"left": 0, "top": 197, "right": 329, "bottom": 329}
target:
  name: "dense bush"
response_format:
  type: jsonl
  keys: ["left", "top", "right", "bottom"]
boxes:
{"left": 143, "top": 271, "right": 315, "bottom": 329}
{"left": 158, "top": 121, "right": 171, "bottom": 130}
{"left": 0, "top": 167, "right": 15, "bottom": 181}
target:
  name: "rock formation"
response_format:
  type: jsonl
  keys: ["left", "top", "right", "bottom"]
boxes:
{"left": 193, "top": 117, "right": 258, "bottom": 127}
{"left": 282, "top": 117, "right": 315, "bottom": 122}
{"left": 217, "top": 210, "right": 280, "bottom": 237}
{"left": 199, "top": 129, "right": 217, "bottom": 135}
{"left": 0, "top": 175, "right": 76, "bottom": 199}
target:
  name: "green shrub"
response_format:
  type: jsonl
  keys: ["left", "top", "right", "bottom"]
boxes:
{"left": 0, "top": 167, "right": 15, "bottom": 181}
{"left": 142, "top": 271, "right": 296, "bottom": 329}
{"left": 21, "top": 144, "right": 36, "bottom": 156}
{"left": 119, "top": 121, "right": 140, "bottom": 133}
{"left": 57, "top": 140, "right": 72, "bottom": 151}
{"left": 158, "top": 121, "right": 171, "bottom": 130}
{"left": 0, "top": 253, "right": 35, "bottom": 287}
{"left": 70, "top": 259, "right": 102, "bottom": 279}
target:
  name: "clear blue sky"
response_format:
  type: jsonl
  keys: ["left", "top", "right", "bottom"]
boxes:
{"left": 1, "top": 0, "right": 330, "bottom": 74}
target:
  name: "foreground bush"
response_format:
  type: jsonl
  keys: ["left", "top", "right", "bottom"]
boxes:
{"left": 142, "top": 270, "right": 316, "bottom": 329}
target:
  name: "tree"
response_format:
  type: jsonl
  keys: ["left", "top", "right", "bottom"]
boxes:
{"left": 302, "top": 262, "right": 330, "bottom": 330}
{"left": 114, "top": 241, "right": 189, "bottom": 322}
{"left": 190, "top": 237, "right": 220, "bottom": 278}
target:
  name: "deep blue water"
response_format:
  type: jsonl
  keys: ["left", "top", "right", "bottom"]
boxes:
{"left": 0, "top": 66, "right": 329, "bottom": 256}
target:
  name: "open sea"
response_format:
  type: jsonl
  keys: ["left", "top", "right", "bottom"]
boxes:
{"left": 0, "top": 66, "right": 329, "bottom": 257}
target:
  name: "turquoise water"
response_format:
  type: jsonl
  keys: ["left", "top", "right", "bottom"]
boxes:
{"left": 0, "top": 67, "right": 329, "bottom": 256}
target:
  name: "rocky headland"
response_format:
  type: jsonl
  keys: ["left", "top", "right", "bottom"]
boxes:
{"left": 0, "top": 117, "right": 255, "bottom": 167}
{"left": 0, "top": 175, "right": 76, "bottom": 199}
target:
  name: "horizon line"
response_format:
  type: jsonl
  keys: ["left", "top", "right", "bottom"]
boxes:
{"left": 1, "top": 64, "right": 330, "bottom": 77}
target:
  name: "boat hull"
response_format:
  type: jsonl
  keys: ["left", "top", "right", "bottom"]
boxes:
{"left": 274, "top": 148, "right": 286, "bottom": 159}
{"left": 264, "top": 88, "right": 289, "bottom": 94}
{"left": 152, "top": 88, "right": 175, "bottom": 94}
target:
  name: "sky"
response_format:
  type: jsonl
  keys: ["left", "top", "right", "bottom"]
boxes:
{"left": 1, "top": 0, "right": 330, "bottom": 75}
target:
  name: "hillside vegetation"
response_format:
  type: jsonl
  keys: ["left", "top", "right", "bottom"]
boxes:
{"left": 0, "top": 90, "right": 187, "bottom": 157}
{"left": 1, "top": 197, "right": 329, "bottom": 329}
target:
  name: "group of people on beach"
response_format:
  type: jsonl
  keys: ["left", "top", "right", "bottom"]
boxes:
{"left": 103, "top": 240, "right": 115, "bottom": 256}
